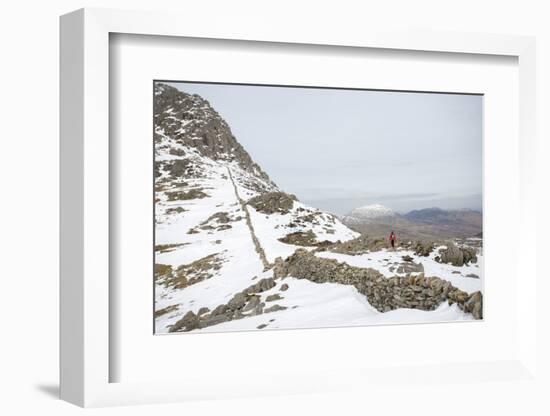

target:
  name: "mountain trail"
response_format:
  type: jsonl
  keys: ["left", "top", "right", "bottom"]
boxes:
{"left": 227, "top": 167, "right": 271, "bottom": 269}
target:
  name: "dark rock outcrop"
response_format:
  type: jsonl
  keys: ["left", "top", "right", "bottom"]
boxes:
{"left": 154, "top": 82, "right": 273, "bottom": 184}
{"left": 247, "top": 191, "right": 297, "bottom": 214}
{"left": 278, "top": 230, "right": 317, "bottom": 246}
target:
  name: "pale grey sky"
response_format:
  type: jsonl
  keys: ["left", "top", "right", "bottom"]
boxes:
{"left": 166, "top": 81, "right": 482, "bottom": 215}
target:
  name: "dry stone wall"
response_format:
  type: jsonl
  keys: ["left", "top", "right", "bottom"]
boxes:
{"left": 273, "top": 249, "right": 482, "bottom": 319}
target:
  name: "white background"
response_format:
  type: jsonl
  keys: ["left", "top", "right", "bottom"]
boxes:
{"left": 112, "top": 34, "right": 517, "bottom": 383}
{"left": 1, "top": 0, "right": 549, "bottom": 415}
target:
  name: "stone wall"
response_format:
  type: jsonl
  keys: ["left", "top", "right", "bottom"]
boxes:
{"left": 273, "top": 249, "right": 482, "bottom": 319}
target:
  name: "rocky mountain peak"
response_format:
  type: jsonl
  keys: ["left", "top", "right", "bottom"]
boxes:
{"left": 154, "top": 82, "right": 273, "bottom": 184}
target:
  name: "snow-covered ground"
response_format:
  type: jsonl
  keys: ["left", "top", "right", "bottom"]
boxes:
{"left": 154, "top": 143, "right": 483, "bottom": 333}
{"left": 194, "top": 276, "right": 472, "bottom": 333}
{"left": 155, "top": 160, "right": 267, "bottom": 332}
{"left": 154, "top": 143, "right": 363, "bottom": 333}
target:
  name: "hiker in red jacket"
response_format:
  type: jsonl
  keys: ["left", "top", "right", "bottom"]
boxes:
{"left": 389, "top": 230, "right": 397, "bottom": 249}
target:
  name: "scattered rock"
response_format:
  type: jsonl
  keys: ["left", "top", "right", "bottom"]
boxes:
{"left": 280, "top": 283, "right": 289, "bottom": 291}
{"left": 211, "top": 304, "right": 228, "bottom": 316}
{"left": 168, "top": 148, "right": 185, "bottom": 157}
{"left": 154, "top": 263, "right": 173, "bottom": 281}
{"left": 243, "top": 278, "right": 276, "bottom": 294}
{"left": 465, "top": 273, "right": 479, "bottom": 279}
{"left": 167, "top": 159, "right": 190, "bottom": 176}
{"left": 182, "top": 278, "right": 283, "bottom": 332}
{"left": 155, "top": 243, "right": 188, "bottom": 253}
{"left": 462, "top": 291, "right": 483, "bottom": 319}
{"left": 199, "top": 313, "right": 232, "bottom": 328}
{"left": 250, "top": 302, "right": 265, "bottom": 316}
{"left": 169, "top": 311, "right": 200, "bottom": 332}
{"left": 257, "top": 324, "right": 268, "bottom": 329}
{"left": 154, "top": 304, "right": 178, "bottom": 318}
{"left": 402, "top": 255, "right": 414, "bottom": 262}
{"left": 197, "top": 307, "right": 210, "bottom": 316}
{"left": 227, "top": 292, "right": 247, "bottom": 311}
{"left": 264, "top": 304, "right": 287, "bottom": 313}
{"left": 166, "top": 188, "right": 207, "bottom": 201}
{"left": 242, "top": 295, "right": 260, "bottom": 312}
{"left": 165, "top": 206, "right": 187, "bottom": 215}
{"left": 188, "top": 211, "right": 239, "bottom": 234}
{"left": 157, "top": 253, "right": 224, "bottom": 289}
{"left": 266, "top": 294, "right": 283, "bottom": 302}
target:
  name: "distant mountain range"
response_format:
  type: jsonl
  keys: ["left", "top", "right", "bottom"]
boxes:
{"left": 342, "top": 204, "right": 482, "bottom": 240}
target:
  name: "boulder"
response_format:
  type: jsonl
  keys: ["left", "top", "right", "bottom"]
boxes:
{"left": 199, "top": 312, "right": 232, "bottom": 328}
{"left": 227, "top": 292, "right": 247, "bottom": 311}
{"left": 243, "top": 277, "right": 276, "bottom": 294}
{"left": 169, "top": 310, "right": 199, "bottom": 332}
{"left": 197, "top": 307, "right": 210, "bottom": 316}
{"left": 266, "top": 294, "right": 283, "bottom": 302}
{"left": 264, "top": 304, "right": 287, "bottom": 313}
{"left": 463, "top": 291, "right": 483, "bottom": 319}
{"left": 211, "top": 304, "right": 228, "bottom": 316}
{"left": 438, "top": 243, "right": 477, "bottom": 266}
{"left": 242, "top": 295, "right": 260, "bottom": 312}
{"left": 247, "top": 191, "right": 297, "bottom": 214}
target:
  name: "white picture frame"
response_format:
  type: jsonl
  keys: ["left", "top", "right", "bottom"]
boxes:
{"left": 60, "top": 7, "right": 538, "bottom": 407}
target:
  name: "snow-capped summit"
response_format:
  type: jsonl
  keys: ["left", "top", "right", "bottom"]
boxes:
{"left": 348, "top": 203, "right": 396, "bottom": 220}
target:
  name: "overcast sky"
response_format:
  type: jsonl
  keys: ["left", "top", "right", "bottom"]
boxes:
{"left": 167, "top": 81, "right": 482, "bottom": 215}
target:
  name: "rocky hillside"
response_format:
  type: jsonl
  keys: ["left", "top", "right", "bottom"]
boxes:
{"left": 154, "top": 83, "right": 483, "bottom": 334}
{"left": 155, "top": 82, "right": 275, "bottom": 193}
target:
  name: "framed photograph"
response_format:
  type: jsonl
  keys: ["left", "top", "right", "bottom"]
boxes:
{"left": 152, "top": 80, "right": 484, "bottom": 335}
{"left": 60, "top": 8, "right": 538, "bottom": 407}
